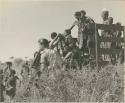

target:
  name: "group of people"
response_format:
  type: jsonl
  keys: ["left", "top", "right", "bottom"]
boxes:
{"left": 0, "top": 60, "right": 33, "bottom": 102}
{"left": 100, "top": 10, "right": 123, "bottom": 63}
{"left": 36, "top": 10, "right": 123, "bottom": 70}
{"left": 48, "top": 10, "right": 96, "bottom": 69}
{"left": 0, "top": 9, "right": 124, "bottom": 102}
{"left": 31, "top": 10, "right": 124, "bottom": 80}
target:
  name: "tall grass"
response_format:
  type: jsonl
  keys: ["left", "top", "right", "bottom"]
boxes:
{"left": 12, "top": 62, "right": 124, "bottom": 102}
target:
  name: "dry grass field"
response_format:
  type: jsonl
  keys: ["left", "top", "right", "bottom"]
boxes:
{"left": 2, "top": 59, "right": 122, "bottom": 102}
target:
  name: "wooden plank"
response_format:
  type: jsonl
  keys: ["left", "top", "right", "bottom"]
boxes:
{"left": 98, "top": 48, "right": 124, "bottom": 54}
{"left": 97, "top": 24, "right": 124, "bottom": 31}
{"left": 89, "top": 23, "right": 124, "bottom": 31}
{"left": 98, "top": 37, "right": 124, "bottom": 42}
{"left": 90, "top": 37, "right": 124, "bottom": 43}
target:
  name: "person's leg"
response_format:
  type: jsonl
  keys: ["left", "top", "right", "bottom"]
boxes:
{"left": 4, "top": 92, "right": 11, "bottom": 102}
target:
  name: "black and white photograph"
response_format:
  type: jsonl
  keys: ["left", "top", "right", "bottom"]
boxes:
{"left": 0, "top": 0, "right": 124, "bottom": 102}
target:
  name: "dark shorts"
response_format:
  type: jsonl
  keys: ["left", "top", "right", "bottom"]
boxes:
{"left": 6, "top": 88, "right": 16, "bottom": 98}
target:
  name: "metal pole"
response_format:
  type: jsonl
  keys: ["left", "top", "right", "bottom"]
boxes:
{"left": 94, "top": 24, "right": 99, "bottom": 70}
{"left": 123, "top": 26, "right": 125, "bottom": 66}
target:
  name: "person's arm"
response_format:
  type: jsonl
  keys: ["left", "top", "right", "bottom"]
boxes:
{"left": 53, "top": 38, "right": 60, "bottom": 46}
{"left": 49, "top": 41, "right": 54, "bottom": 49}
{"left": 20, "top": 69, "right": 23, "bottom": 76}
{"left": 40, "top": 54, "right": 48, "bottom": 72}
{"left": 69, "top": 21, "right": 77, "bottom": 30}
{"left": 49, "top": 35, "right": 60, "bottom": 49}
{"left": 86, "top": 16, "right": 95, "bottom": 23}
{"left": 17, "top": 76, "right": 21, "bottom": 87}
{"left": 4, "top": 67, "right": 8, "bottom": 74}
{"left": 68, "top": 35, "right": 73, "bottom": 45}
{"left": 20, "top": 69, "right": 24, "bottom": 81}
{"left": 5, "top": 77, "right": 12, "bottom": 90}
{"left": 63, "top": 52, "right": 72, "bottom": 61}
{"left": 40, "top": 63, "right": 46, "bottom": 72}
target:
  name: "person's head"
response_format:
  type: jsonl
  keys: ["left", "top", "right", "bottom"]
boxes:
{"left": 51, "top": 32, "right": 57, "bottom": 39}
{"left": 108, "top": 17, "right": 113, "bottom": 24}
{"left": 101, "top": 10, "right": 109, "bottom": 21}
{"left": 38, "top": 38, "right": 49, "bottom": 51}
{"left": 64, "top": 29, "right": 71, "bottom": 36}
{"left": 80, "top": 10, "right": 86, "bottom": 18}
{"left": 116, "top": 22, "right": 121, "bottom": 26}
{"left": 74, "top": 11, "right": 81, "bottom": 20}
{"left": 6, "top": 62, "right": 12, "bottom": 68}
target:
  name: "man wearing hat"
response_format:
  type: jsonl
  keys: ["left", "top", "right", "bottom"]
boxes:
{"left": 101, "top": 10, "right": 109, "bottom": 38}
{"left": 63, "top": 38, "right": 81, "bottom": 70}
{"left": 5, "top": 69, "right": 19, "bottom": 102}
{"left": 70, "top": 10, "right": 95, "bottom": 60}
{"left": 49, "top": 32, "right": 58, "bottom": 50}
{"left": 101, "top": 10, "right": 110, "bottom": 61}
{"left": 70, "top": 11, "right": 82, "bottom": 41}
{"left": 107, "top": 17, "right": 117, "bottom": 64}
{"left": 20, "top": 61, "right": 30, "bottom": 84}
{"left": 31, "top": 38, "right": 63, "bottom": 80}
{"left": 31, "top": 38, "right": 49, "bottom": 78}
{"left": 80, "top": 10, "right": 95, "bottom": 57}
{"left": 2, "top": 62, "right": 16, "bottom": 101}
{"left": 101, "top": 10, "right": 109, "bottom": 24}
{"left": 49, "top": 32, "right": 65, "bottom": 57}
{"left": 62, "top": 29, "right": 74, "bottom": 57}
{"left": 80, "top": 10, "right": 94, "bottom": 24}
{"left": 115, "top": 22, "right": 122, "bottom": 49}
{"left": 3, "top": 62, "right": 14, "bottom": 85}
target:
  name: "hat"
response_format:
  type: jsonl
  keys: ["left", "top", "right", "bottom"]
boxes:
{"left": 101, "top": 10, "right": 109, "bottom": 17}
{"left": 38, "top": 38, "right": 49, "bottom": 47}
{"left": 64, "top": 29, "right": 71, "bottom": 34}
{"left": 51, "top": 32, "right": 57, "bottom": 39}
{"left": 6, "top": 62, "right": 12, "bottom": 66}
{"left": 80, "top": 10, "right": 86, "bottom": 15}
{"left": 116, "top": 22, "right": 121, "bottom": 26}
{"left": 108, "top": 17, "right": 113, "bottom": 20}
{"left": 74, "top": 11, "right": 81, "bottom": 17}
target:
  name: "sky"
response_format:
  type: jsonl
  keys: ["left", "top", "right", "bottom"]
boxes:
{"left": 0, "top": 0, "right": 125, "bottom": 62}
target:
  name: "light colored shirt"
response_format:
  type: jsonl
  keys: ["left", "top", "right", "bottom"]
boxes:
{"left": 40, "top": 48, "right": 63, "bottom": 72}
